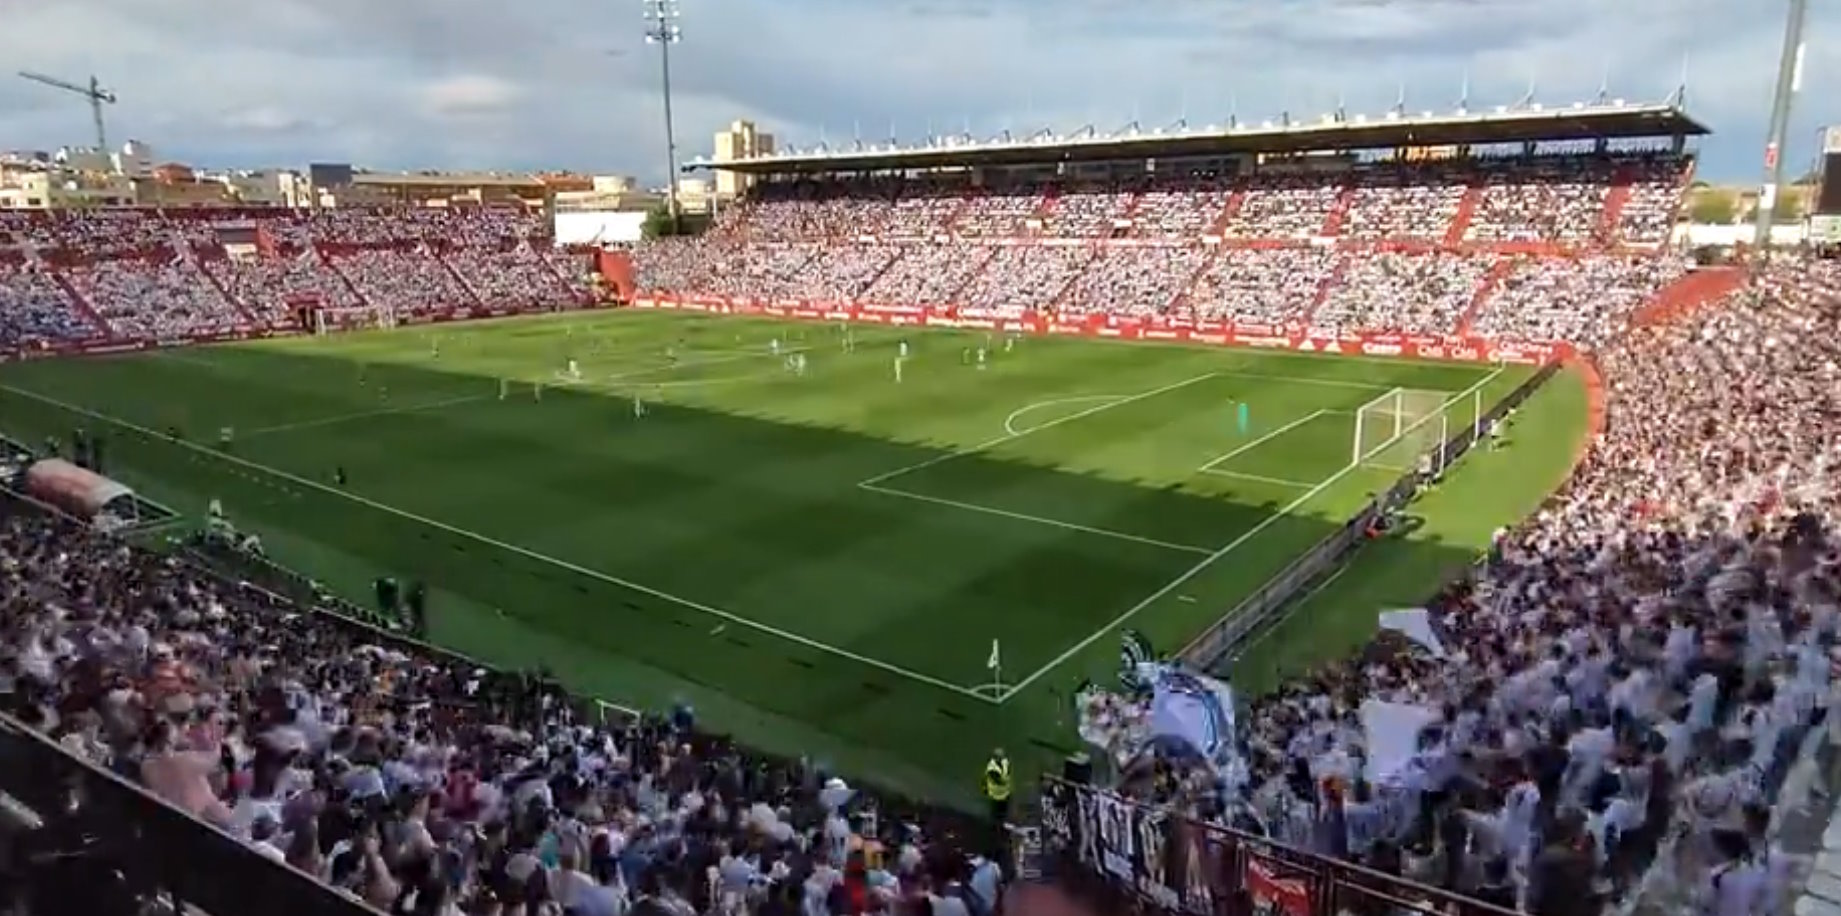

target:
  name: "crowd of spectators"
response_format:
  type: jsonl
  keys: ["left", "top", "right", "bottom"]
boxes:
{"left": 860, "top": 244, "right": 994, "bottom": 306}
{"left": 1107, "top": 256, "right": 1840, "bottom": 916}
{"left": 63, "top": 251, "right": 249, "bottom": 340}
{"left": 204, "top": 252, "right": 365, "bottom": 329}
{"left": 1616, "top": 156, "right": 1692, "bottom": 247}
{"left": 955, "top": 246, "right": 1094, "bottom": 312}
{"left": 1470, "top": 255, "right": 1690, "bottom": 346}
{"left": 0, "top": 208, "right": 596, "bottom": 348}
{"left": 1460, "top": 157, "right": 1650, "bottom": 246}
{"left": 447, "top": 245, "right": 584, "bottom": 313}
{"left": 637, "top": 153, "right": 1692, "bottom": 344}
{"left": 0, "top": 255, "right": 106, "bottom": 347}
{"left": 0, "top": 496, "right": 999, "bottom": 916}
{"left": 331, "top": 248, "right": 478, "bottom": 320}
{"left": 1340, "top": 166, "right": 1471, "bottom": 242}
{"left": 1181, "top": 247, "right": 1342, "bottom": 325}
{"left": 1057, "top": 247, "right": 1210, "bottom": 318}
{"left": 1311, "top": 251, "right": 1495, "bottom": 334}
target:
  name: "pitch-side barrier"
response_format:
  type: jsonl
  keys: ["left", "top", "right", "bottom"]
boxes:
{"left": 631, "top": 295, "right": 1576, "bottom": 366}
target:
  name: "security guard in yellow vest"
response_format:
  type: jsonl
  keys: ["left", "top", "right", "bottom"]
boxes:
{"left": 983, "top": 747, "right": 1013, "bottom": 827}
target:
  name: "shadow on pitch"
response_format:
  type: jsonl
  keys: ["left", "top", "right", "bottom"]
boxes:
{"left": 0, "top": 342, "right": 1484, "bottom": 796}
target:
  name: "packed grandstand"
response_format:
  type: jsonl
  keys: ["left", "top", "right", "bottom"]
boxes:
{"left": 1, "top": 100, "right": 1838, "bottom": 916}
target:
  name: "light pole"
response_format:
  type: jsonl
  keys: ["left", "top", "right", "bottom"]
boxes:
{"left": 1754, "top": 0, "right": 1809, "bottom": 254}
{"left": 643, "top": 0, "right": 683, "bottom": 224}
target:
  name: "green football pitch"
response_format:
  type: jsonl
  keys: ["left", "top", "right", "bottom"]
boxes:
{"left": 0, "top": 310, "right": 1586, "bottom": 808}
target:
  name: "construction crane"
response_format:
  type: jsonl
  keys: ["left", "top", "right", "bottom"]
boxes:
{"left": 17, "top": 71, "right": 117, "bottom": 152}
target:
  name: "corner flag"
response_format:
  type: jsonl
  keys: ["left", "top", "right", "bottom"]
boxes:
{"left": 987, "top": 639, "right": 1001, "bottom": 672}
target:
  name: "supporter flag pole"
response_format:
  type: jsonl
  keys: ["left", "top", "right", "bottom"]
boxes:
{"left": 987, "top": 639, "right": 1003, "bottom": 689}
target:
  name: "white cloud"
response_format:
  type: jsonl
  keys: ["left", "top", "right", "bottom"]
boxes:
{"left": 0, "top": 0, "right": 1829, "bottom": 181}
{"left": 417, "top": 75, "right": 522, "bottom": 119}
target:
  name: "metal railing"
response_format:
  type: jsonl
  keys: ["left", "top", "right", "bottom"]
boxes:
{"left": 1178, "top": 361, "right": 1562, "bottom": 671}
{"left": 1034, "top": 776, "right": 1518, "bottom": 916}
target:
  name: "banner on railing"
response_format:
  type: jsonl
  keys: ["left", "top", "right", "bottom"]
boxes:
{"left": 0, "top": 301, "right": 610, "bottom": 364}
{"left": 1038, "top": 777, "right": 1516, "bottom": 916}
{"left": 630, "top": 296, "right": 1573, "bottom": 366}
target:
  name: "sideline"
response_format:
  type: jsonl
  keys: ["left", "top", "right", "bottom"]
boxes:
{"left": 0, "top": 382, "right": 999, "bottom": 705}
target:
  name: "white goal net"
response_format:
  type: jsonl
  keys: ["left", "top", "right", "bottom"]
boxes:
{"left": 1351, "top": 388, "right": 1452, "bottom": 473}
{"left": 313, "top": 305, "right": 397, "bottom": 335}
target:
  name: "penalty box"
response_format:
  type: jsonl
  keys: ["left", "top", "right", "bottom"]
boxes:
{"left": 852, "top": 374, "right": 1361, "bottom": 555}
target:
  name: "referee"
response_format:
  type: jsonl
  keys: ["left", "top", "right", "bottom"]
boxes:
{"left": 982, "top": 747, "right": 1013, "bottom": 828}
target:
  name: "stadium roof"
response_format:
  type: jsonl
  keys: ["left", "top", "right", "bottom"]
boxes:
{"left": 686, "top": 101, "right": 1708, "bottom": 176}
{"left": 351, "top": 172, "right": 546, "bottom": 189}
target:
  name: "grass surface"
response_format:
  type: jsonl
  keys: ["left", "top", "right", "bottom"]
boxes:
{"left": 0, "top": 310, "right": 1581, "bottom": 808}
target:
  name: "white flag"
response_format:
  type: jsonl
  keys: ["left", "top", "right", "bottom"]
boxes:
{"left": 987, "top": 639, "right": 1001, "bottom": 671}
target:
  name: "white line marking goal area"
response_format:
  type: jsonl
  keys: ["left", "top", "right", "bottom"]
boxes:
{"left": 995, "top": 365, "right": 1507, "bottom": 702}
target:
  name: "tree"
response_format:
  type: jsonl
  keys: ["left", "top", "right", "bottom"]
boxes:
{"left": 640, "top": 204, "right": 678, "bottom": 240}
{"left": 1687, "top": 190, "right": 1737, "bottom": 225}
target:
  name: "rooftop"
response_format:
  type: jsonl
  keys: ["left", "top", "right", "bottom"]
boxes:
{"left": 687, "top": 100, "right": 1708, "bottom": 176}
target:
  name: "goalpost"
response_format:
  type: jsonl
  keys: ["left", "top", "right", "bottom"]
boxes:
{"left": 1350, "top": 386, "right": 1484, "bottom": 476}
{"left": 313, "top": 303, "right": 398, "bottom": 335}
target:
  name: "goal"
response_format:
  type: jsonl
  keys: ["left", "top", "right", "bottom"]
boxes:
{"left": 312, "top": 304, "right": 397, "bottom": 335}
{"left": 1351, "top": 388, "right": 1453, "bottom": 474}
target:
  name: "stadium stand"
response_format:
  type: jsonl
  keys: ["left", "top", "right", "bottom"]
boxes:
{"left": 0, "top": 208, "right": 598, "bottom": 354}
{"left": 1037, "top": 257, "right": 1841, "bottom": 916}
{"left": 0, "top": 482, "right": 993, "bottom": 916}
{"left": 11, "top": 137, "right": 1792, "bottom": 916}
{"left": 635, "top": 153, "right": 1696, "bottom": 348}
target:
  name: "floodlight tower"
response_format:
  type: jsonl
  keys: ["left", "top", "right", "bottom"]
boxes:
{"left": 17, "top": 71, "right": 117, "bottom": 152}
{"left": 1754, "top": 0, "right": 1810, "bottom": 253}
{"left": 642, "top": 0, "right": 683, "bottom": 221}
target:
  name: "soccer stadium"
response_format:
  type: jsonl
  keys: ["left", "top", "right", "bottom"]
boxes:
{"left": 2, "top": 5, "right": 1839, "bottom": 916}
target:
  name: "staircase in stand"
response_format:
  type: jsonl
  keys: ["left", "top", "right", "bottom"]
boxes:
{"left": 1317, "top": 186, "right": 1356, "bottom": 237}
{"left": 939, "top": 190, "right": 980, "bottom": 235}
{"left": 1630, "top": 266, "right": 1746, "bottom": 328}
{"left": 1166, "top": 248, "right": 1223, "bottom": 314}
{"left": 1300, "top": 255, "right": 1350, "bottom": 324}
{"left": 1595, "top": 165, "right": 1638, "bottom": 247}
{"left": 186, "top": 244, "right": 261, "bottom": 327}
{"left": 1443, "top": 184, "right": 1485, "bottom": 247}
{"left": 1455, "top": 257, "right": 1518, "bottom": 336}
{"left": 854, "top": 247, "right": 905, "bottom": 302}
{"left": 436, "top": 249, "right": 487, "bottom": 309}
{"left": 941, "top": 247, "right": 999, "bottom": 307}
{"left": 319, "top": 246, "right": 375, "bottom": 310}
{"left": 1208, "top": 183, "right": 1249, "bottom": 238}
{"left": 535, "top": 248, "right": 585, "bottom": 303}
{"left": 49, "top": 269, "right": 115, "bottom": 338}
{"left": 1042, "top": 248, "right": 1100, "bottom": 314}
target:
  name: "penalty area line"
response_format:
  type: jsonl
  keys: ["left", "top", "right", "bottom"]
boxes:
{"left": 996, "top": 449, "right": 1364, "bottom": 703}
{"left": 857, "top": 481, "right": 1212, "bottom": 555}
{"left": 0, "top": 382, "right": 998, "bottom": 706}
{"left": 244, "top": 393, "right": 491, "bottom": 437}
{"left": 859, "top": 372, "right": 1218, "bottom": 489}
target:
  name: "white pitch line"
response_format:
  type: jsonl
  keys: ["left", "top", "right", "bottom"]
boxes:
{"left": 1196, "top": 409, "right": 1330, "bottom": 473}
{"left": 857, "top": 481, "right": 1212, "bottom": 555}
{"left": 1214, "top": 370, "right": 1401, "bottom": 391}
{"left": 997, "top": 364, "right": 1512, "bottom": 702}
{"left": 0, "top": 382, "right": 997, "bottom": 704}
{"left": 996, "top": 466, "right": 1357, "bottom": 701}
{"left": 859, "top": 372, "right": 1218, "bottom": 488}
{"left": 1199, "top": 469, "right": 1320, "bottom": 488}
{"left": 1231, "top": 563, "right": 1354, "bottom": 659}
{"left": 1002, "top": 395, "right": 1128, "bottom": 437}
{"left": 245, "top": 393, "right": 491, "bottom": 437}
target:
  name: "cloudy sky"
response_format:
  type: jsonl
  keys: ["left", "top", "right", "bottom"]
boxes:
{"left": 0, "top": 0, "right": 1833, "bottom": 184}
